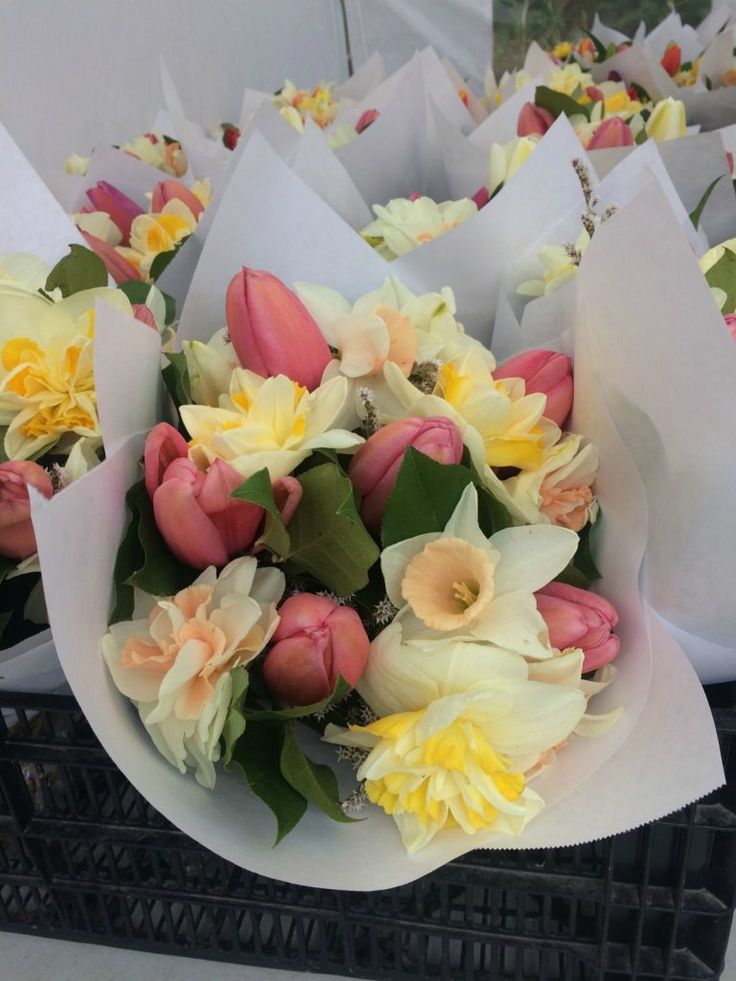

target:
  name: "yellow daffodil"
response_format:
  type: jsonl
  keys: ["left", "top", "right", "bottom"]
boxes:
{"left": 517, "top": 229, "right": 591, "bottom": 297}
{"left": 179, "top": 369, "right": 363, "bottom": 481}
{"left": 118, "top": 134, "right": 187, "bottom": 177}
{"left": 118, "top": 199, "right": 199, "bottom": 282}
{"left": 64, "top": 153, "right": 90, "bottom": 175}
{"left": 645, "top": 98, "right": 687, "bottom": 142}
{"left": 547, "top": 63, "right": 593, "bottom": 97}
{"left": 0, "top": 286, "right": 132, "bottom": 459}
{"left": 273, "top": 80, "right": 338, "bottom": 129}
{"left": 361, "top": 196, "right": 478, "bottom": 260}
{"left": 552, "top": 41, "right": 574, "bottom": 60}
{"left": 488, "top": 136, "right": 538, "bottom": 195}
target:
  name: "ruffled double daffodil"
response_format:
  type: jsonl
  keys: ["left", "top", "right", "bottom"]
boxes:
{"left": 361, "top": 196, "right": 478, "bottom": 260}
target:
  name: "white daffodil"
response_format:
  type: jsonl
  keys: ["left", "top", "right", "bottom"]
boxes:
{"left": 361, "top": 196, "right": 478, "bottom": 260}
{"left": 182, "top": 329, "right": 238, "bottom": 406}
{"left": 380, "top": 483, "right": 578, "bottom": 659}
{"left": 488, "top": 136, "right": 538, "bottom": 195}
{"left": 0, "top": 253, "right": 51, "bottom": 294}
{"left": 180, "top": 369, "right": 363, "bottom": 481}
{"left": 72, "top": 211, "right": 123, "bottom": 247}
{"left": 517, "top": 229, "right": 591, "bottom": 297}
{"left": 503, "top": 433, "right": 599, "bottom": 530}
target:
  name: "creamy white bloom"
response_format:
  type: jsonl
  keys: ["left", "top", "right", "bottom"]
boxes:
{"left": 72, "top": 210, "right": 123, "bottom": 246}
{"left": 103, "top": 558, "right": 285, "bottom": 788}
{"left": 488, "top": 136, "right": 538, "bottom": 195}
{"left": 361, "top": 197, "right": 477, "bottom": 260}
{"left": 517, "top": 229, "right": 591, "bottom": 297}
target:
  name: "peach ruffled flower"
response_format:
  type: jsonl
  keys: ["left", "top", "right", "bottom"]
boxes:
{"left": 103, "top": 557, "right": 285, "bottom": 787}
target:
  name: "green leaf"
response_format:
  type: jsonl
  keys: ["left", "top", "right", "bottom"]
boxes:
{"left": 554, "top": 563, "right": 592, "bottom": 589}
{"left": 222, "top": 667, "right": 249, "bottom": 767}
{"left": 231, "top": 469, "right": 290, "bottom": 558}
{"left": 45, "top": 244, "right": 108, "bottom": 297}
{"left": 232, "top": 722, "right": 307, "bottom": 844}
{"left": 284, "top": 463, "right": 379, "bottom": 595}
{"left": 280, "top": 724, "right": 357, "bottom": 824}
{"left": 246, "top": 676, "right": 351, "bottom": 722}
{"left": 162, "top": 352, "right": 193, "bottom": 410}
{"left": 117, "top": 280, "right": 177, "bottom": 326}
{"left": 122, "top": 480, "right": 193, "bottom": 598}
{"left": 690, "top": 176, "right": 723, "bottom": 230}
{"left": 535, "top": 85, "right": 591, "bottom": 122}
{"left": 149, "top": 243, "right": 182, "bottom": 282}
{"left": 109, "top": 487, "right": 145, "bottom": 624}
{"left": 581, "top": 27, "right": 607, "bottom": 62}
{"left": 0, "top": 428, "right": 8, "bottom": 463}
{"left": 705, "top": 248, "right": 736, "bottom": 314}
{"left": 574, "top": 520, "right": 602, "bottom": 583}
{"left": 381, "top": 448, "right": 474, "bottom": 548}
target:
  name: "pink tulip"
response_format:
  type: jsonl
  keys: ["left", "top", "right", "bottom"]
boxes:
{"left": 586, "top": 117, "right": 634, "bottom": 151}
{"left": 517, "top": 103, "right": 554, "bottom": 138}
{"left": 536, "top": 582, "right": 620, "bottom": 672}
{"left": 472, "top": 185, "right": 490, "bottom": 209}
{"left": 79, "top": 231, "right": 141, "bottom": 284}
{"left": 494, "top": 349, "right": 573, "bottom": 427}
{"left": 144, "top": 423, "right": 302, "bottom": 569}
{"left": 131, "top": 304, "right": 158, "bottom": 330}
{"left": 226, "top": 268, "right": 332, "bottom": 390}
{"left": 348, "top": 417, "right": 464, "bottom": 532}
{"left": 355, "top": 108, "right": 379, "bottom": 134}
{"left": 724, "top": 314, "right": 736, "bottom": 341}
{"left": 584, "top": 86, "right": 604, "bottom": 103}
{"left": 263, "top": 593, "right": 370, "bottom": 704}
{"left": 85, "top": 181, "right": 143, "bottom": 244}
{"left": 0, "top": 461, "right": 54, "bottom": 560}
{"left": 151, "top": 179, "right": 204, "bottom": 219}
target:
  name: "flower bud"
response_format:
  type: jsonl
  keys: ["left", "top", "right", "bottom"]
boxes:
{"left": 494, "top": 350, "right": 573, "bottom": 427}
{"left": 587, "top": 117, "right": 634, "bottom": 150}
{"left": 355, "top": 108, "right": 379, "bottom": 133}
{"left": 535, "top": 582, "right": 620, "bottom": 672}
{"left": 645, "top": 98, "right": 686, "bottom": 143}
{"left": 85, "top": 181, "right": 143, "bottom": 244}
{"left": 263, "top": 593, "right": 370, "bottom": 704}
{"left": 724, "top": 314, "right": 736, "bottom": 341}
{"left": 226, "top": 267, "right": 332, "bottom": 390}
{"left": 517, "top": 103, "right": 554, "bottom": 138}
{"left": 79, "top": 231, "right": 141, "bottom": 284}
{"left": 151, "top": 180, "right": 204, "bottom": 219}
{"left": 660, "top": 43, "right": 682, "bottom": 78}
{"left": 348, "top": 417, "right": 464, "bottom": 532}
{"left": 0, "top": 461, "right": 54, "bottom": 559}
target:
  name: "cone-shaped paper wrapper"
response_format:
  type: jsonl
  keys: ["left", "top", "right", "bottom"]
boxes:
{"left": 31, "top": 232, "right": 723, "bottom": 889}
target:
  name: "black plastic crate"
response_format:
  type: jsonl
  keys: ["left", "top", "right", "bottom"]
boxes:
{"left": 0, "top": 685, "right": 735, "bottom": 981}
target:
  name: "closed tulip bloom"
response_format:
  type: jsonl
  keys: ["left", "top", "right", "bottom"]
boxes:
{"left": 355, "top": 108, "right": 379, "bottom": 133}
{"left": 349, "top": 417, "right": 464, "bottom": 532}
{"left": 131, "top": 304, "right": 158, "bottom": 330}
{"left": 494, "top": 350, "right": 573, "bottom": 427}
{"left": 151, "top": 180, "right": 204, "bottom": 219}
{"left": 144, "top": 422, "right": 189, "bottom": 497}
{"left": 263, "top": 593, "right": 370, "bottom": 704}
{"left": 0, "top": 460, "right": 54, "bottom": 559}
{"left": 645, "top": 98, "right": 687, "bottom": 142}
{"left": 517, "top": 102, "right": 554, "bottom": 138}
{"left": 587, "top": 117, "right": 634, "bottom": 151}
{"left": 79, "top": 231, "right": 142, "bottom": 284}
{"left": 226, "top": 268, "right": 332, "bottom": 390}
{"left": 660, "top": 43, "right": 682, "bottom": 78}
{"left": 535, "top": 582, "right": 620, "bottom": 672}
{"left": 86, "top": 181, "right": 143, "bottom": 244}
{"left": 724, "top": 314, "right": 736, "bottom": 341}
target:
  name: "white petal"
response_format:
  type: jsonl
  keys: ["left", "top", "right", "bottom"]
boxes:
{"left": 491, "top": 524, "right": 579, "bottom": 596}
{"left": 380, "top": 533, "right": 441, "bottom": 608}
{"left": 471, "top": 590, "right": 553, "bottom": 660}
{"left": 472, "top": 682, "right": 586, "bottom": 757}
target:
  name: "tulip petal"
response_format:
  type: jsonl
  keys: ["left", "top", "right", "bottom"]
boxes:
{"left": 153, "top": 478, "right": 229, "bottom": 569}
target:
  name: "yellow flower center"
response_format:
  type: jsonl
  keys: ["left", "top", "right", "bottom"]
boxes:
{"left": 401, "top": 536, "right": 495, "bottom": 631}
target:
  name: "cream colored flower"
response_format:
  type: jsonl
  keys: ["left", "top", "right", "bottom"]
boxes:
{"left": 517, "top": 229, "right": 591, "bottom": 297}
{"left": 547, "top": 63, "right": 593, "bottom": 97}
{"left": 503, "top": 434, "right": 599, "bottom": 529}
{"left": 119, "top": 134, "right": 187, "bottom": 176}
{"left": 645, "top": 98, "right": 687, "bottom": 142}
{"left": 180, "top": 370, "right": 363, "bottom": 481}
{"left": 488, "top": 136, "right": 538, "bottom": 195}
{"left": 64, "top": 153, "right": 90, "bottom": 175}
{"left": 381, "top": 484, "right": 578, "bottom": 658}
{"left": 72, "top": 210, "right": 123, "bottom": 246}
{"left": 361, "top": 197, "right": 478, "bottom": 260}
{"left": 103, "top": 558, "right": 285, "bottom": 788}
{"left": 182, "top": 329, "right": 237, "bottom": 407}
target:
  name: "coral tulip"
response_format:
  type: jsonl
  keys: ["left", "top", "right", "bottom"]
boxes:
{"left": 536, "top": 582, "right": 620, "bottom": 672}
{"left": 0, "top": 461, "right": 54, "bottom": 560}
{"left": 85, "top": 181, "right": 143, "bottom": 244}
{"left": 517, "top": 103, "right": 554, "bottom": 138}
{"left": 494, "top": 350, "right": 573, "bottom": 427}
{"left": 587, "top": 117, "right": 634, "bottom": 151}
{"left": 151, "top": 179, "right": 204, "bottom": 219}
{"left": 79, "top": 231, "right": 141, "bottom": 285}
{"left": 263, "top": 593, "right": 370, "bottom": 704}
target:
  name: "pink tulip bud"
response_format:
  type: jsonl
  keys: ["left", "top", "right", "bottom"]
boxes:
{"left": 225, "top": 268, "right": 332, "bottom": 390}
{"left": 0, "top": 461, "right": 54, "bottom": 560}
{"left": 85, "top": 181, "right": 143, "bottom": 244}
{"left": 585, "top": 85, "right": 604, "bottom": 103}
{"left": 536, "top": 582, "right": 620, "bottom": 673}
{"left": 348, "top": 417, "right": 464, "bottom": 532}
{"left": 144, "top": 422, "right": 189, "bottom": 497}
{"left": 79, "top": 231, "right": 142, "bottom": 285}
{"left": 586, "top": 117, "right": 634, "bottom": 151}
{"left": 724, "top": 314, "right": 736, "bottom": 341}
{"left": 263, "top": 593, "right": 370, "bottom": 704}
{"left": 150, "top": 179, "right": 204, "bottom": 219}
{"left": 131, "top": 304, "right": 158, "bottom": 330}
{"left": 355, "top": 108, "right": 379, "bottom": 134}
{"left": 494, "top": 349, "right": 573, "bottom": 427}
{"left": 472, "top": 185, "right": 490, "bottom": 209}
{"left": 517, "top": 103, "right": 554, "bottom": 138}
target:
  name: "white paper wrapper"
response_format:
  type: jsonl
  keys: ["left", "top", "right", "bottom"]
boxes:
{"left": 577, "top": 181, "right": 736, "bottom": 681}
{"left": 469, "top": 83, "right": 539, "bottom": 153}
{"left": 178, "top": 116, "right": 590, "bottom": 346}
{"left": 0, "top": 123, "right": 85, "bottom": 263}
{"left": 30, "top": 269, "right": 723, "bottom": 886}
{"left": 0, "top": 631, "right": 66, "bottom": 694}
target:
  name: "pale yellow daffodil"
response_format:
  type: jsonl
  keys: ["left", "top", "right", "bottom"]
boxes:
{"left": 361, "top": 196, "right": 478, "bottom": 260}
{"left": 488, "top": 136, "right": 538, "bottom": 195}
{"left": 179, "top": 369, "right": 363, "bottom": 481}
{"left": 517, "top": 229, "right": 591, "bottom": 298}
